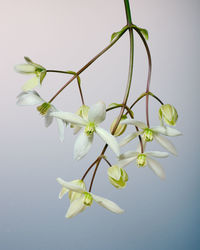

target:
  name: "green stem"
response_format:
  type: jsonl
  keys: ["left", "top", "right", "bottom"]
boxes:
{"left": 88, "top": 0, "right": 134, "bottom": 192}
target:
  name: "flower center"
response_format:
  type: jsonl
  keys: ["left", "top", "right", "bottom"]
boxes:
{"left": 85, "top": 122, "right": 95, "bottom": 136}
{"left": 143, "top": 128, "right": 153, "bottom": 142}
{"left": 37, "top": 102, "right": 51, "bottom": 115}
{"left": 137, "top": 154, "right": 147, "bottom": 167}
{"left": 83, "top": 192, "right": 93, "bottom": 206}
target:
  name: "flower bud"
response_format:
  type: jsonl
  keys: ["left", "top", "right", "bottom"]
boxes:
{"left": 159, "top": 104, "right": 178, "bottom": 126}
{"left": 107, "top": 165, "right": 128, "bottom": 189}
{"left": 143, "top": 128, "right": 153, "bottom": 142}
{"left": 110, "top": 115, "right": 127, "bottom": 137}
{"left": 83, "top": 192, "right": 93, "bottom": 206}
{"left": 68, "top": 180, "right": 86, "bottom": 202}
{"left": 37, "top": 102, "right": 51, "bottom": 115}
{"left": 136, "top": 154, "right": 147, "bottom": 167}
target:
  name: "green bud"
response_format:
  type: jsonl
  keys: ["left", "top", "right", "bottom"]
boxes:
{"left": 107, "top": 165, "right": 128, "bottom": 189}
{"left": 136, "top": 154, "right": 147, "bottom": 167}
{"left": 83, "top": 192, "right": 93, "bottom": 206}
{"left": 110, "top": 115, "right": 127, "bottom": 137}
{"left": 85, "top": 122, "right": 95, "bottom": 136}
{"left": 143, "top": 128, "right": 153, "bottom": 142}
{"left": 37, "top": 102, "right": 51, "bottom": 115}
{"left": 159, "top": 104, "right": 178, "bottom": 126}
{"left": 68, "top": 180, "right": 86, "bottom": 202}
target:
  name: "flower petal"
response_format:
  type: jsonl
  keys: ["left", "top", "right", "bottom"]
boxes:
{"left": 44, "top": 113, "right": 54, "bottom": 127}
{"left": 56, "top": 178, "right": 85, "bottom": 193}
{"left": 88, "top": 102, "right": 106, "bottom": 124}
{"left": 119, "top": 131, "right": 143, "bottom": 147}
{"left": 151, "top": 126, "right": 182, "bottom": 137}
{"left": 121, "top": 119, "right": 147, "bottom": 130}
{"left": 154, "top": 134, "right": 178, "bottom": 156}
{"left": 93, "top": 194, "right": 124, "bottom": 214}
{"left": 96, "top": 127, "right": 120, "bottom": 156}
{"left": 74, "top": 132, "right": 93, "bottom": 160}
{"left": 56, "top": 118, "right": 65, "bottom": 142}
{"left": 145, "top": 151, "right": 169, "bottom": 158}
{"left": 50, "top": 112, "right": 87, "bottom": 127}
{"left": 22, "top": 76, "right": 40, "bottom": 91}
{"left": 17, "top": 91, "right": 43, "bottom": 105}
{"left": 107, "top": 165, "right": 121, "bottom": 181}
{"left": 147, "top": 157, "right": 165, "bottom": 179}
{"left": 66, "top": 197, "right": 86, "bottom": 218}
{"left": 15, "top": 64, "right": 36, "bottom": 74}
{"left": 117, "top": 151, "right": 138, "bottom": 167}
{"left": 59, "top": 187, "right": 68, "bottom": 199}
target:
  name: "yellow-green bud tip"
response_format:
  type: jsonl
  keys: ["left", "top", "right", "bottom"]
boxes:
{"left": 83, "top": 192, "right": 93, "bottom": 206}
{"left": 159, "top": 104, "right": 178, "bottom": 126}
{"left": 37, "top": 102, "right": 51, "bottom": 115}
{"left": 137, "top": 154, "right": 147, "bottom": 167}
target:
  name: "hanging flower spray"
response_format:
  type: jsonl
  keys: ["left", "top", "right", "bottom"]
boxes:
{"left": 15, "top": 0, "right": 181, "bottom": 219}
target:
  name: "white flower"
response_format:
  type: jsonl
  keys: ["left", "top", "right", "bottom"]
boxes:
{"left": 118, "top": 150, "right": 169, "bottom": 179}
{"left": 16, "top": 91, "right": 66, "bottom": 142}
{"left": 15, "top": 57, "right": 46, "bottom": 91}
{"left": 57, "top": 178, "right": 124, "bottom": 218}
{"left": 50, "top": 102, "right": 120, "bottom": 160}
{"left": 120, "top": 119, "right": 182, "bottom": 155}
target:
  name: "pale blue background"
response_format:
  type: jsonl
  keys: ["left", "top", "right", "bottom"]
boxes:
{"left": 1, "top": 0, "right": 199, "bottom": 249}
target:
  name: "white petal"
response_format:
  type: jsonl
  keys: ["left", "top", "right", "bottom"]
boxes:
{"left": 88, "top": 102, "right": 106, "bottom": 124}
{"left": 117, "top": 157, "right": 136, "bottom": 168}
{"left": 56, "top": 118, "right": 65, "bottom": 142}
{"left": 121, "top": 119, "right": 147, "bottom": 130}
{"left": 96, "top": 127, "right": 120, "bottom": 156}
{"left": 56, "top": 178, "right": 85, "bottom": 193}
{"left": 22, "top": 76, "right": 40, "bottom": 91}
{"left": 59, "top": 187, "right": 68, "bottom": 199}
{"left": 154, "top": 134, "right": 178, "bottom": 156}
{"left": 74, "top": 132, "right": 93, "bottom": 160}
{"left": 66, "top": 197, "right": 86, "bottom": 218}
{"left": 145, "top": 151, "right": 169, "bottom": 158}
{"left": 147, "top": 157, "right": 165, "bottom": 179}
{"left": 119, "top": 131, "right": 143, "bottom": 147}
{"left": 44, "top": 114, "right": 53, "bottom": 127}
{"left": 17, "top": 91, "right": 43, "bottom": 106}
{"left": 151, "top": 126, "right": 182, "bottom": 137}
{"left": 107, "top": 166, "right": 121, "bottom": 180}
{"left": 15, "top": 64, "right": 36, "bottom": 74}
{"left": 118, "top": 151, "right": 138, "bottom": 167}
{"left": 73, "top": 125, "right": 82, "bottom": 135}
{"left": 93, "top": 194, "right": 124, "bottom": 214}
{"left": 50, "top": 112, "right": 87, "bottom": 127}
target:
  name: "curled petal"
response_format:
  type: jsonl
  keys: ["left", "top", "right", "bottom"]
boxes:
{"left": 145, "top": 151, "right": 169, "bottom": 158}
{"left": 93, "top": 195, "right": 124, "bottom": 214}
{"left": 59, "top": 187, "right": 68, "bottom": 199}
{"left": 151, "top": 126, "right": 182, "bottom": 137}
{"left": 88, "top": 102, "right": 106, "bottom": 124}
{"left": 50, "top": 112, "right": 87, "bottom": 127}
{"left": 17, "top": 91, "right": 43, "bottom": 105}
{"left": 147, "top": 157, "right": 165, "bottom": 180}
{"left": 96, "top": 127, "right": 120, "bottom": 156}
{"left": 56, "top": 178, "right": 85, "bottom": 194}
{"left": 66, "top": 197, "right": 86, "bottom": 218}
{"left": 119, "top": 131, "right": 143, "bottom": 147}
{"left": 154, "top": 134, "right": 178, "bottom": 156}
{"left": 22, "top": 76, "right": 40, "bottom": 91}
{"left": 121, "top": 119, "right": 147, "bottom": 130}
{"left": 74, "top": 132, "right": 93, "bottom": 160}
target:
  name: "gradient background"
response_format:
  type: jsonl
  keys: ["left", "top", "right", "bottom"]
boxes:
{"left": 1, "top": 0, "right": 199, "bottom": 249}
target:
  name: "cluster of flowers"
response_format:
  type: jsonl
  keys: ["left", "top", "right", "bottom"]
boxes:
{"left": 16, "top": 57, "right": 181, "bottom": 219}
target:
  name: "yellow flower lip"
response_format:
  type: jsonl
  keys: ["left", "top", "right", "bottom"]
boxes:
{"left": 83, "top": 192, "right": 93, "bottom": 206}
{"left": 143, "top": 128, "right": 153, "bottom": 142}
